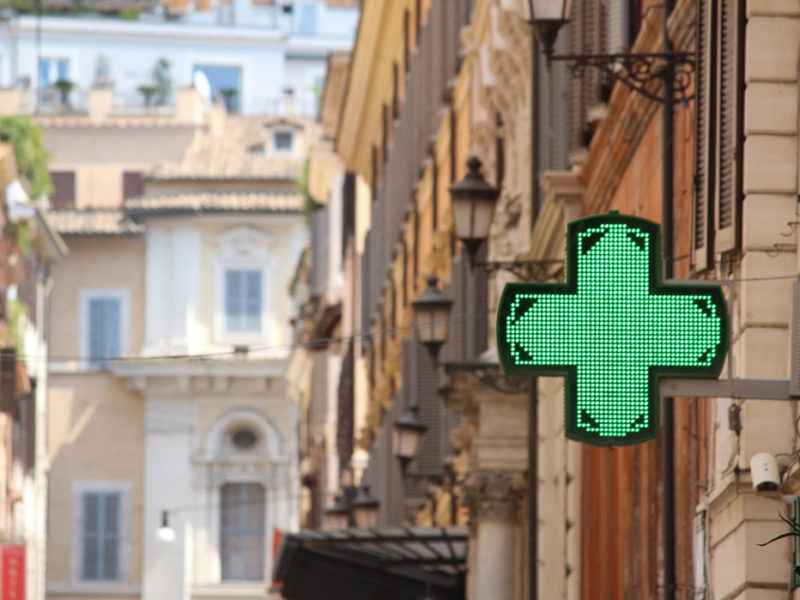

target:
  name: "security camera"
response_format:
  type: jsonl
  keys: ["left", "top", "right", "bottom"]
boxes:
{"left": 750, "top": 452, "right": 780, "bottom": 492}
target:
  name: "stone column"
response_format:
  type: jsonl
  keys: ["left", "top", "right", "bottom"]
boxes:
{"left": 465, "top": 471, "right": 524, "bottom": 600}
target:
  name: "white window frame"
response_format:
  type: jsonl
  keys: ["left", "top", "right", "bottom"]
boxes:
{"left": 79, "top": 288, "right": 130, "bottom": 371}
{"left": 213, "top": 227, "right": 277, "bottom": 346}
{"left": 223, "top": 268, "right": 264, "bottom": 335}
{"left": 70, "top": 480, "right": 133, "bottom": 591}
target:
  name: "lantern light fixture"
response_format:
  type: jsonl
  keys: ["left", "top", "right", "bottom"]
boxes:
{"left": 393, "top": 405, "right": 428, "bottom": 472}
{"left": 351, "top": 486, "right": 380, "bottom": 529}
{"left": 411, "top": 275, "right": 453, "bottom": 360}
{"left": 449, "top": 157, "right": 500, "bottom": 266}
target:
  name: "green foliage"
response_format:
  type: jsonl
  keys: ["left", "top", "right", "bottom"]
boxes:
{"left": 298, "top": 160, "right": 321, "bottom": 225}
{"left": 152, "top": 58, "right": 172, "bottom": 106}
{"left": 9, "top": 298, "right": 27, "bottom": 356}
{"left": 758, "top": 512, "right": 800, "bottom": 547}
{"left": 117, "top": 7, "right": 140, "bottom": 19}
{"left": 0, "top": 116, "right": 52, "bottom": 200}
{"left": 8, "top": 221, "right": 31, "bottom": 257}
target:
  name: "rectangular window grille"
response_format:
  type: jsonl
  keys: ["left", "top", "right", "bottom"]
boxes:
{"left": 225, "top": 269, "right": 262, "bottom": 333}
{"left": 220, "top": 483, "right": 265, "bottom": 581}
{"left": 88, "top": 297, "right": 121, "bottom": 367}
{"left": 82, "top": 492, "right": 121, "bottom": 581}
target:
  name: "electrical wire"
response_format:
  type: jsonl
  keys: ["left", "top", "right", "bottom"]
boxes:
{"left": 13, "top": 270, "right": 800, "bottom": 365}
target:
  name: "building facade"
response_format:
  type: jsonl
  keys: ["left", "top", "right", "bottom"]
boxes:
{"left": 279, "top": 0, "right": 800, "bottom": 599}
{"left": 0, "top": 0, "right": 358, "bottom": 117}
{"left": 25, "top": 94, "right": 311, "bottom": 600}
{"left": 0, "top": 128, "right": 66, "bottom": 600}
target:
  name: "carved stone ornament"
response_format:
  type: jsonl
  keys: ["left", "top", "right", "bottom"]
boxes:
{"left": 462, "top": 471, "right": 525, "bottom": 521}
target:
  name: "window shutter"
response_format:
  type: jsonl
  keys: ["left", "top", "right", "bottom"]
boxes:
{"left": 361, "top": 233, "right": 371, "bottom": 341}
{"left": 714, "top": 0, "right": 743, "bottom": 254}
{"left": 445, "top": 254, "right": 467, "bottom": 362}
{"left": 466, "top": 244, "right": 489, "bottom": 358}
{"left": 102, "top": 493, "right": 120, "bottom": 580}
{"left": 605, "top": 0, "right": 630, "bottom": 54}
{"left": 226, "top": 271, "right": 242, "bottom": 330}
{"left": 50, "top": 171, "right": 75, "bottom": 210}
{"left": 82, "top": 493, "right": 100, "bottom": 580}
{"left": 245, "top": 271, "right": 261, "bottom": 332}
{"left": 89, "top": 298, "right": 121, "bottom": 364}
{"left": 82, "top": 491, "right": 120, "bottom": 581}
{"left": 692, "top": 0, "right": 716, "bottom": 271}
{"left": 415, "top": 337, "right": 443, "bottom": 475}
{"left": 122, "top": 171, "right": 145, "bottom": 201}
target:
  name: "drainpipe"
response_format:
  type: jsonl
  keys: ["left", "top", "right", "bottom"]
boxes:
{"left": 661, "top": 1, "right": 676, "bottom": 599}
{"left": 529, "top": 31, "right": 541, "bottom": 600}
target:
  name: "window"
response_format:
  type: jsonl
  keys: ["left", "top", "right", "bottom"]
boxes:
{"left": 50, "top": 171, "right": 75, "bottom": 209}
{"left": 297, "top": 3, "right": 319, "bottom": 35}
{"left": 231, "top": 428, "right": 258, "bottom": 450}
{"left": 225, "top": 270, "right": 262, "bottom": 334}
{"left": 220, "top": 483, "right": 265, "bottom": 581}
{"left": 88, "top": 298, "right": 121, "bottom": 366}
{"left": 81, "top": 492, "right": 121, "bottom": 581}
{"left": 273, "top": 131, "right": 294, "bottom": 152}
{"left": 122, "top": 171, "right": 145, "bottom": 201}
{"left": 192, "top": 64, "right": 241, "bottom": 112}
{"left": 38, "top": 57, "right": 69, "bottom": 88}
{"left": 80, "top": 289, "right": 129, "bottom": 369}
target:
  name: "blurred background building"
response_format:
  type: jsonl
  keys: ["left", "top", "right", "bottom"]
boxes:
{"left": 0, "top": 0, "right": 358, "bottom": 116}
{"left": 275, "top": 1, "right": 800, "bottom": 600}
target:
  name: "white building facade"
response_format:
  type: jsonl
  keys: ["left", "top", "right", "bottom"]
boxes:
{"left": 0, "top": 0, "right": 358, "bottom": 116}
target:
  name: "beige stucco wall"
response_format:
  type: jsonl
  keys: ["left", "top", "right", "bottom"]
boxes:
{"left": 49, "top": 236, "right": 145, "bottom": 360}
{"left": 46, "top": 372, "right": 145, "bottom": 597}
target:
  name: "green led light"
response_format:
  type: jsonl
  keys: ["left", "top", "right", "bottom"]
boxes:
{"left": 497, "top": 213, "right": 728, "bottom": 446}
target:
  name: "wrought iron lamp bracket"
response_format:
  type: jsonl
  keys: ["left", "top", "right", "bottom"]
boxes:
{"left": 475, "top": 259, "right": 564, "bottom": 281}
{"left": 548, "top": 51, "right": 695, "bottom": 105}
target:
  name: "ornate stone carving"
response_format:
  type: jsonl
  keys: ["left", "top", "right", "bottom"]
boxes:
{"left": 463, "top": 471, "right": 525, "bottom": 521}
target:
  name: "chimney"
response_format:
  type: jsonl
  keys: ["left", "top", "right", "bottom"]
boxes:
{"left": 176, "top": 86, "right": 205, "bottom": 125}
{"left": 88, "top": 87, "right": 114, "bottom": 121}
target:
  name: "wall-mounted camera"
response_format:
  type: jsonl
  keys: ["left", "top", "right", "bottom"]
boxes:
{"left": 750, "top": 452, "right": 780, "bottom": 492}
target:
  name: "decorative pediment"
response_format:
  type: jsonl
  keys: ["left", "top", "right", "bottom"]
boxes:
{"left": 214, "top": 226, "right": 276, "bottom": 261}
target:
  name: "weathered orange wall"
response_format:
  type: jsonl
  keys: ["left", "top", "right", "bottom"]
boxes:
{"left": 579, "top": 90, "right": 706, "bottom": 600}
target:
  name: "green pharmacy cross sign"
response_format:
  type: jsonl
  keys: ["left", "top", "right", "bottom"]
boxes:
{"left": 497, "top": 213, "right": 728, "bottom": 446}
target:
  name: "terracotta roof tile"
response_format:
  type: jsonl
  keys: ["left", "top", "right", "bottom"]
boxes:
{"left": 35, "top": 116, "right": 198, "bottom": 129}
{"left": 152, "top": 114, "right": 309, "bottom": 181}
{"left": 46, "top": 210, "right": 145, "bottom": 235}
{"left": 124, "top": 191, "right": 303, "bottom": 214}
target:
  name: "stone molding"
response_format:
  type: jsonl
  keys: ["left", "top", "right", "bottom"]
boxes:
{"left": 463, "top": 470, "right": 525, "bottom": 521}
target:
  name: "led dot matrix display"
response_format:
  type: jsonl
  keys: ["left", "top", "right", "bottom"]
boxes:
{"left": 496, "top": 213, "right": 728, "bottom": 446}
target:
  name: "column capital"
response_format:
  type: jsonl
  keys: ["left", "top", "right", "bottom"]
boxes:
{"left": 463, "top": 470, "right": 525, "bottom": 522}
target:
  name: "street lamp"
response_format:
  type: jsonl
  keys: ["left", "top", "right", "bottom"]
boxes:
{"left": 449, "top": 157, "right": 500, "bottom": 266}
{"left": 412, "top": 275, "right": 453, "bottom": 360}
{"left": 393, "top": 404, "right": 428, "bottom": 472}
{"left": 526, "top": 0, "right": 695, "bottom": 105}
{"left": 526, "top": 0, "right": 571, "bottom": 57}
{"left": 324, "top": 496, "right": 352, "bottom": 531}
{"left": 351, "top": 486, "right": 380, "bottom": 529}
{"left": 156, "top": 510, "right": 176, "bottom": 543}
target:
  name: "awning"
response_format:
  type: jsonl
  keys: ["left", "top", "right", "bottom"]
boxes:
{"left": 273, "top": 526, "right": 468, "bottom": 600}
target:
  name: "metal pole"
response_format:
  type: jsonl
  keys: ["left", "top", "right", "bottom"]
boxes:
{"left": 529, "top": 25, "right": 541, "bottom": 600}
{"left": 529, "top": 377, "right": 538, "bottom": 600}
{"left": 661, "top": 1, "right": 676, "bottom": 598}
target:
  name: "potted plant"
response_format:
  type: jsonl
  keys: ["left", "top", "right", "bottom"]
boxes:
{"left": 53, "top": 79, "right": 74, "bottom": 107}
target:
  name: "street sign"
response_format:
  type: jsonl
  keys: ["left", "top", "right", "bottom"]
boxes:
{"left": 497, "top": 212, "right": 728, "bottom": 446}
